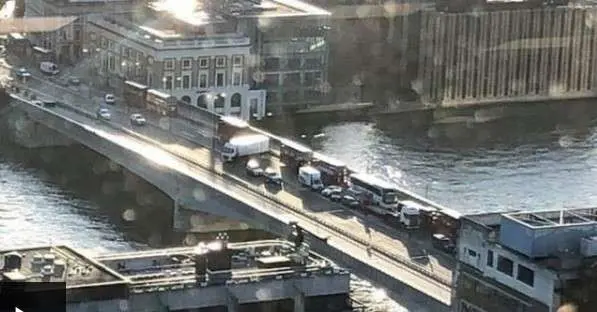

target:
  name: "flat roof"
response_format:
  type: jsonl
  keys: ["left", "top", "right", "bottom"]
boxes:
{"left": 0, "top": 245, "right": 126, "bottom": 287}
{"left": 0, "top": 17, "right": 78, "bottom": 34}
{"left": 154, "top": 0, "right": 330, "bottom": 21}
{"left": 504, "top": 207, "right": 597, "bottom": 229}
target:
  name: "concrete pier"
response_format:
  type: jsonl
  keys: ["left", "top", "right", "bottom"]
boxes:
{"left": 417, "top": 7, "right": 597, "bottom": 107}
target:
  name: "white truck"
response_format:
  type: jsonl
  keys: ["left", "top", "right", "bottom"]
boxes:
{"left": 40, "top": 61, "right": 59, "bottom": 75}
{"left": 298, "top": 166, "right": 324, "bottom": 191}
{"left": 397, "top": 200, "right": 423, "bottom": 229}
{"left": 221, "top": 134, "right": 270, "bottom": 162}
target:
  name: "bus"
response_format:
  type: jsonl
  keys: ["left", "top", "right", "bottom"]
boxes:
{"left": 313, "top": 152, "right": 348, "bottom": 186}
{"left": 349, "top": 173, "right": 398, "bottom": 213}
{"left": 146, "top": 89, "right": 177, "bottom": 116}
{"left": 123, "top": 80, "right": 148, "bottom": 108}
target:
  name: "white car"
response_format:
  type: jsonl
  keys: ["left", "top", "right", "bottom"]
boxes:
{"left": 130, "top": 113, "right": 146, "bottom": 126}
{"left": 246, "top": 159, "right": 264, "bottom": 176}
{"left": 321, "top": 185, "right": 343, "bottom": 197}
{"left": 96, "top": 108, "right": 111, "bottom": 120}
{"left": 104, "top": 93, "right": 116, "bottom": 105}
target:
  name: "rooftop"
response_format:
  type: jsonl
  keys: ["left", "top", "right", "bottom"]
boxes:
{"left": 504, "top": 207, "right": 597, "bottom": 229}
{"left": 0, "top": 17, "right": 78, "bottom": 34}
{"left": 0, "top": 245, "right": 125, "bottom": 287}
{"left": 151, "top": 0, "right": 329, "bottom": 22}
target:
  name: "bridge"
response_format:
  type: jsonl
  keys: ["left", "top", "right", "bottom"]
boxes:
{"left": 0, "top": 61, "right": 456, "bottom": 311}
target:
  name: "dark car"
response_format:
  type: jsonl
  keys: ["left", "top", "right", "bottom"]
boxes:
{"left": 42, "top": 100, "right": 57, "bottom": 108}
{"left": 15, "top": 67, "right": 31, "bottom": 79}
{"left": 432, "top": 233, "right": 456, "bottom": 255}
{"left": 264, "top": 167, "right": 283, "bottom": 187}
{"left": 341, "top": 195, "right": 360, "bottom": 209}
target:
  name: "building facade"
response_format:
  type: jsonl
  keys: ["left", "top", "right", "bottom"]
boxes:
{"left": 85, "top": 12, "right": 265, "bottom": 119}
{"left": 452, "top": 209, "right": 597, "bottom": 312}
{"left": 417, "top": 7, "right": 597, "bottom": 107}
{"left": 24, "top": 0, "right": 331, "bottom": 115}
{"left": 24, "top": 0, "right": 140, "bottom": 63}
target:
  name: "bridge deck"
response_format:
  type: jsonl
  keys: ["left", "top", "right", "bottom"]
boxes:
{"left": 1, "top": 57, "right": 455, "bottom": 307}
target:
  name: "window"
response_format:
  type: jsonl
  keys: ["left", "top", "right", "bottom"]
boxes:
{"left": 287, "top": 58, "right": 301, "bottom": 70}
{"left": 164, "top": 59, "right": 174, "bottom": 70}
{"left": 264, "top": 57, "right": 280, "bottom": 70}
{"left": 265, "top": 74, "right": 280, "bottom": 87}
{"left": 182, "top": 75, "right": 190, "bottom": 89}
{"left": 199, "top": 58, "right": 209, "bottom": 68}
{"left": 108, "top": 56, "right": 115, "bottom": 71}
{"left": 496, "top": 255, "right": 514, "bottom": 276}
{"left": 182, "top": 59, "right": 192, "bottom": 70}
{"left": 517, "top": 265, "right": 535, "bottom": 287}
{"left": 199, "top": 72, "right": 208, "bottom": 88}
{"left": 231, "top": 93, "right": 241, "bottom": 108}
{"left": 304, "top": 58, "right": 321, "bottom": 69}
{"left": 108, "top": 40, "right": 114, "bottom": 50}
{"left": 486, "top": 250, "right": 494, "bottom": 267}
{"left": 233, "top": 71, "right": 242, "bottom": 86}
{"left": 216, "top": 71, "right": 225, "bottom": 87}
{"left": 468, "top": 249, "right": 477, "bottom": 257}
{"left": 100, "top": 37, "right": 107, "bottom": 48}
{"left": 216, "top": 56, "right": 226, "bottom": 68}
{"left": 304, "top": 71, "right": 322, "bottom": 86}
{"left": 164, "top": 76, "right": 173, "bottom": 90}
{"left": 233, "top": 55, "right": 243, "bottom": 67}
{"left": 284, "top": 73, "right": 301, "bottom": 86}
{"left": 214, "top": 94, "right": 225, "bottom": 108}
{"left": 74, "top": 29, "right": 81, "bottom": 41}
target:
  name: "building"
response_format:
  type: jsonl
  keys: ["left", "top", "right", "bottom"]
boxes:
{"left": 452, "top": 208, "right": 597, "bottom": 312}
{"left": 24, "top": 0, "right": 142, "bottom": 63}
{"left": 0, "top": 239, "right": 354, "bottom": 312}
{"left": 24, "top": 0, "right": 331, "bottom": 116}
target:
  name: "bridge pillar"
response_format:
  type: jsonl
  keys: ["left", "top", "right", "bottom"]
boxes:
{"left": 2, "top": 108, "right": 74, "bottom": 148}
{"left": 293, "top": 284, "right": 305, "bottom": 312}
{"left": 226, "top": 289, "right": 239, "bottom": 312}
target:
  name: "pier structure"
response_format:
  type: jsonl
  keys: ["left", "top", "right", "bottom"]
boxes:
{"left": 417, "top": 7, "right": 597, "bottom": 107}
{"left": 0, "top": 240, "right": 353, "bottom": 312}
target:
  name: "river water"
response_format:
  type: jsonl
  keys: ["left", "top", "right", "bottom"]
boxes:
{"left": 3, "top": 101, "right": 597, "bottom": 311}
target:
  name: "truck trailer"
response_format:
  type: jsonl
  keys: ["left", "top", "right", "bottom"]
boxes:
{"left": 221, "top": 134, "right": 270, "bottom": 162}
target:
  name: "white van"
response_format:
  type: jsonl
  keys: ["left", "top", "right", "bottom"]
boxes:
{"left": 40, "top": 61, "right": 59, "bottom": 75}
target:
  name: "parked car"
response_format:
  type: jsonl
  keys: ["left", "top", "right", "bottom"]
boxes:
{"left": 321, "top": 185, "right": 343, "bottom": 197}
{"left": 31, "top": 100, "right": 43, "bottom": 106}
{"left": 68, "top": 76, "right": 81, "bottom": 86}
{"left": 15, "top": 67, "right": 31, "bottom": 79}
{"left": 341, "top": 194, "right": 360, "bottom": 209}
{"left": 104, "top": 93, "right": 116, "bottom": 105}
{"left": 41, "top": 100, "right": 57, "bottom": 108}
{"left": 130, "top": 113, "right": 146, "bottom": 126}
{"left": 246, "top": 159, "right": 264, "bottom": 177}
{"left": 96, "top": 108, "right": 111, "bottom": 120}
{"left": 264, "top": 167, "right": 283, "bottom": 187}
{"left": 431, "top": 233, "right": 456, "bottom": 255}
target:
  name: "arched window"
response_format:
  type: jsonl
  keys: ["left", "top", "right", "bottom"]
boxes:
{"left": 231, "top": 93, "right": 241, "bottom": 108}
{"left": 214, "top": 94, "right": 225, "bottom": 108}
{"left": 197, "top": 93, "right": 209, "bottom": 108}
{"left": 181, "top": 95, "right": 191, "bottom": 103}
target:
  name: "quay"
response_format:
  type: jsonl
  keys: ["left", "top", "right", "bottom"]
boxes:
{"left": 0, "top": 238, "right": 356, "bottom": 312}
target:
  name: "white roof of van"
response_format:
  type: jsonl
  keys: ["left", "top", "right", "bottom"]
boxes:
{"left": 300, "top": 166, "right": 320, "bottom": 174}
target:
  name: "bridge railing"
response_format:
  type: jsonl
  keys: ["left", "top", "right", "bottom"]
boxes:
{"left": 12, "top": 85, "right": 453, "bottom": 287}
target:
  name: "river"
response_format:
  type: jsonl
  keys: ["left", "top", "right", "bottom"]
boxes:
{"left": 2, "top": 102, "right": 597, "bottom": 311}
